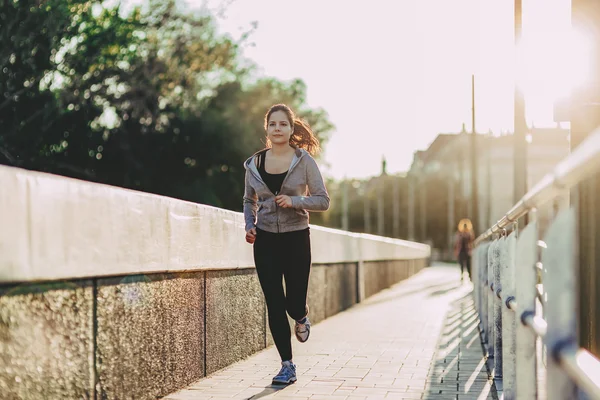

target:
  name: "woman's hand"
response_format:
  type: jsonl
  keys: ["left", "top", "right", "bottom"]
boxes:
{"left": 245, "top": 227, "right": 257, "bottom": 244}
{"left": 275, "top": 195, "right": 293, "bottom": 208}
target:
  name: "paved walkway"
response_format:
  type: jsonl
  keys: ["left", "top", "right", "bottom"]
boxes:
{"left": 163, "top": 263, "right": 496, "bottom": 400}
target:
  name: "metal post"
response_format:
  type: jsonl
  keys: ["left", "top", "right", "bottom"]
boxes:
{"left": 494, "top": 237, "right": 505, "bottom": 388}
{"left": 364, "top": 187, "right": 371, "bottom": 234}
{"left": 542, "top": 208, "right": 578, "bottom": 399}
{"left": 487, "top": 240, "right": 498, "bottom": 364}
{"left": 515, "top": 220, "right": 539, "bottom": 400}
{"left": 377, "top": 177, "right": 384, "bottom": 236}
{"left": 486, "top": 134, "right": 492, "bottom": 228}
{"left": 473, "top": 244, "right": 480, "bottom": 318}
{"left": 480, "top": 243, "right": 490, "bottom": 345}
{"left": 514, "top": 0, "right": 528, "bottom": 208}
{"left": 408, "top": 174, "right": 415, "bottom": 241}
{"left": 500, "top": 231, "right": 517, "bottom": 400}
{"left": 471, "top": 75, "right": 479, "bottom": 236}
{"left": 420, "top": 175, "right": 427, "bottom": 242}
{"left": 357, "top": 243, "right": 366, "bottom": 303}
{"left": 393, "top": 177, "right": 400, "bottom": 238}
{"left": 342, "top": 179, "right": 349, "bottom": 231}
{"left": 447, "top": 168, "right": 455, "bottom": 257}
{"left": 459, "top": 145, "right": 468, "bottom": 219}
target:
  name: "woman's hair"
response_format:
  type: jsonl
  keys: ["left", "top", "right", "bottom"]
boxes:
{"left": 264, "top": 104, "right": 320, "bottom": 155}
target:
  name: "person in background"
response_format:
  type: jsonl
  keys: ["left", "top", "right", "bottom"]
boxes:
{"left": 454, "top": 219, "right": 474, "bottom": 282}
{"left": 242, "top": 104, "right": 330, "bottom": 385}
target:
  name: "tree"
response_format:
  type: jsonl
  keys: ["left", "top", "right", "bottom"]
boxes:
{"left": 1, "top": 0, "right": 92, "bottom": 170}
{"left": 0, "top": 0, "right": 335, "bottom": 212}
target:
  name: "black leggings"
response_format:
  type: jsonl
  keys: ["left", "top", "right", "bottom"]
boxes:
{"left": 253, "top": 227, "right": 311, "bottom": 362}
{"left": 458, "top": 251, "right": 471, "bottom": 279}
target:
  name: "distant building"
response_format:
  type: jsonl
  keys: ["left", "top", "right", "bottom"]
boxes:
{"left": 408, "top": 125, "right": 570, "bottom": 258}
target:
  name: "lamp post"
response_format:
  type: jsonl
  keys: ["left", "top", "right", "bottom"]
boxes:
{"left": 341, "top": 178, "right": 349, "bottom": 231}
{"left": 471, "top": 74, "right": 479, "bottom": 235}
{"left": 447, "top": 164, "right": 457, "bottom": 258}
{"left": 408, "top": 172, "right": 415, "bottom": 241}
{"left": 362, "top": 182, "right": 371, "bottom": 234}
{"left": 514, "top": 0, "right": 528, "bottom": 212}
{"left": 419, "top": 167, "right": 427, "bottom": 243}
{"left": 377, "top": 176, "right": 385, "bottom": 236}
{"left": 393, "top": 176, "right": 400, "bottom": 238}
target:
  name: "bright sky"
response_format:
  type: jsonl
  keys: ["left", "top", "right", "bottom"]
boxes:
{"left": 188, "top": 0, "right": 573, "bottom": 179}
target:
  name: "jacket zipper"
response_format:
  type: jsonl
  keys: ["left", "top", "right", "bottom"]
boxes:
{"left": 276, "top": 156, "right": 302, "bottom": 233}
{"left": 275, "top": 189, "right": 280, "bottom": 233}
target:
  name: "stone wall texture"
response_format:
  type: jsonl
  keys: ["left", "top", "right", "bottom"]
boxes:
{"left": 0, "top": 280, "right": 94, "bottom": 400}
{"left": 96, "top": 272, "right": 205, "bottom": 400}
{"left": 0, "top": 258, "right": 427, "bottom": 399}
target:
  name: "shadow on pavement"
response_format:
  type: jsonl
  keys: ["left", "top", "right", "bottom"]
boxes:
{"left": 243, "top": 385, "right": 285, "bottom": 400}
{"left": 361, "top": 280, "right": 462, "bottom": 309}
{"left": 429, "top": 282, "right": 463, "bottom": 297}
{"left": 359, "top": 263, "right": 463, "bottom": 308}
{"left": 424, "top": 292, "right": 499, "bottom": 400}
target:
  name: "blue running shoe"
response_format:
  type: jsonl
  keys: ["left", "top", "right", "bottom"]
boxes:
{"left": 272, "top": 361, "right": 297, "bottom": 385}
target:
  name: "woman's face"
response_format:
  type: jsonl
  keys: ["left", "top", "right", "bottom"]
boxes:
{"left": 267, "top": 110, "right": 293, "bottom": 146}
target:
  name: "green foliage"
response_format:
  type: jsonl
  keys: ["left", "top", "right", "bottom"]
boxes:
{"left": 0, "top": 0, "right": 334, "bottom": 212}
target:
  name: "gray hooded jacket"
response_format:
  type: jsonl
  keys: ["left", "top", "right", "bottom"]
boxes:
{"left": 243, "top": 147, "right": 330, "bottom": 233}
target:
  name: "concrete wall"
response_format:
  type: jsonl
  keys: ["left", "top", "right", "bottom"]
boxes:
{"left": 0, "top": 166, "right": 430, "bottom": 400}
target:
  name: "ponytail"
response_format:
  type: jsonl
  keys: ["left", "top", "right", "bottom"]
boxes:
{"left": 264, "top": 104, "right": 321, "bottom": 156}
{"left": 291, "top": 118, "right": 320, "bottom": 155}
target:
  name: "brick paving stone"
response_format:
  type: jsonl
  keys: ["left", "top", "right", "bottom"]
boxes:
{"left": 162, "top": 263, "right": 497, "bottom": 400}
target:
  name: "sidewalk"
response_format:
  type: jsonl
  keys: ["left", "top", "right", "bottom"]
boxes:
{"left": 163, "top": 263, "right": 496, "bottom": 400}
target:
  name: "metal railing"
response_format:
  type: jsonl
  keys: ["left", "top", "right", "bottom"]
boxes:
{"left": 472, "top": 127, "right": 600, "bottom": 400}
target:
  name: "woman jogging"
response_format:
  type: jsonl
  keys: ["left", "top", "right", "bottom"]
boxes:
{"left": 454, "top": 219, "right": 474, "bottom": 282}
{"left": 243, "top": 104, "right": 330, "bottom": 385}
